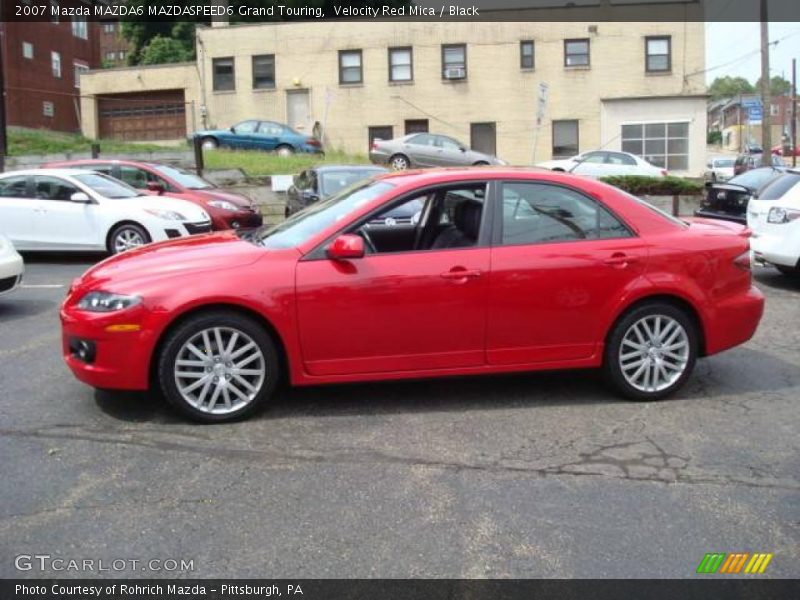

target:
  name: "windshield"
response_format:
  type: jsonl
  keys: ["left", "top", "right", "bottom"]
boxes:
{"left": 256, "top": 180, "right": 395, "bottom": 249}
{"left": 729, "top": 168, "right": 780, "bottom": 190}
{"left": 714, "top": 159, "right": 735, "bottom": 168}
{"left": 320, "top": 170, "right": 383, "bottom": 197}
{"left": 153, "top": 164, "right": 214, "bottom": 190}
{"left": 73, "top": 173, "right": 142, "bottom": 199}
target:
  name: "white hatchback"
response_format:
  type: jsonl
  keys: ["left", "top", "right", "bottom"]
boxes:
{"left": 0, "top": 234, "right": 24, "bottom": 296}
{"left": 0, "top": 169, "right": 212, "bottom": 254}
{"left": 537, "top": 150, "right": 667, "bottom": 179}
{"left": 747, "top": 170, "right": 800, "bottom": 277}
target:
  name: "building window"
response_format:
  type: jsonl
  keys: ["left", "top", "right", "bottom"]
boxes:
{"left": 552, "top": 120, "right": 579, "bottom": 157}
{"left": 368, "top": 126, "right": 394, "bottom": 151}
{"left": 74, "top": 62, "right": 89, "bottom": 88}
{"left": 22, "top": 42, "right": 34, "bottom": 59}
{"left": 520, "top": 40, "right": 535, "bottom": 69}
{"left": 212, "top": 57, "right": 235, "bottom": 91}
{"left": 405, "top": 119, "right": 429, "bottom": 134}
{"left": 338, "top": 50, "right": 363, "bottom": 84}
{"left": 43, "top": 101, "right": 55, "bottom": 117}
{"left": 442, "top": 44, "right": 467, "bottom": 80}
{"left": 645, "top": 36, "right": 671, "bottom": 72}
{"left": 770, "top": 104, "right": 780, "bottom": 117}
{"left": 564, "top": 39, "right": 590, "bottom": 67}
{"left": 104, "top": 51, "right": 116, "bottom": 62}
{"left": 388, "top": 47, "right": 413, "bottom": 83}
{"left": 621, "top": 122, "right": 689, "bottom": 171}
{"left": 72, "top": 17, "right": 88, "bottom": 40}
{"left": 252, "top": 54, "right": 275, "bottom": 89}
{"left": 50, "top": 0, "right": 59, "bottom": 22}
{"left": 51, "top": 51, "right": 61, "bottom": 78}
{"left": 103, "top": 22, "right": 115, "bottom": 34}
{"left": 119, "top": 51, "right": 126, "bottom": 61}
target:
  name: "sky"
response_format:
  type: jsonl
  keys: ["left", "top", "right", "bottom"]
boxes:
{"left": 706, "top": 22, "right": 800, "bottom": 85}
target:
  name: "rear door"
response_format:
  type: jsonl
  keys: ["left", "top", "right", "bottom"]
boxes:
{"left": 254, "top": 121, "right": 283, "bottom": 151}
{"left": 487, "top": 180, "right": 648, "bottom": 365}
{"left": 0, "top": 176, "right": 38, "bottom": 249}
{"left": 405, "top": 134, "right": 440, "bottom": 167}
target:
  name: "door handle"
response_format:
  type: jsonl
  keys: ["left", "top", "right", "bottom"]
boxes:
{"left": 441, "top": 268, "right": 482, "bottom": 280}
{"left": 603, "top": 254, "right": 639, "bottom": 267}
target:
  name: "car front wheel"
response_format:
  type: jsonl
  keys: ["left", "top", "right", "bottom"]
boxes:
{"left": 276, "top": 145, "right": 295, "bottom": 157}
{"left": 109, "top": 223, "right": 150, "bottom": 254}
{"left": 201, "top": 137, "right": 218, "bottom": 150}
{"left": 157, "top": 311, "right": 280, "bottom": 422}
{"left": 604, "top": 302, "right": 698, "bottom": 401}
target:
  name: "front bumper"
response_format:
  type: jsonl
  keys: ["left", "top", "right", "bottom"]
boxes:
{"left": 211, "top": 210, "right": 264, "bottom": 231}
{"left": 0, "top": 252, "right": 24, "bottom": 296}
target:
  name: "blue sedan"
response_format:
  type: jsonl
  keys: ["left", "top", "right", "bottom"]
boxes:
{"left": 191, "top": 120, "right": 323, "bottom": 155}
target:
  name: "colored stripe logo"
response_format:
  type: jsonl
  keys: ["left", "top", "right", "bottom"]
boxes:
{"left": 696, "top": 553, "right": 773, "bottom": 574}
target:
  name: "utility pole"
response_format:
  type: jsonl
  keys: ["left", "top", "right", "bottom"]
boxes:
{"left": 0, "top": 24, "right": 7, "bottom": 173}
{"left": 760, "top": 0, "right": 772, "bottom": 166}
{"left": 792, "top": 58, "right": 797, "bottom": 168}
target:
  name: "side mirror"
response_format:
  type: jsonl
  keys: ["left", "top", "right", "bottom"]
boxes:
{"left": 230, "top": 126, "right": 236, "bottom": 133}
{"left": 459, "top": 146, "right": 467, "bottom": 152}
{"left": 146, "top": 181, "right": 165, "bottom": 194}
{"left": 70, "top": 192, "right": 91, "bottom": 203}
{"left": 303, "top": 189, "right": 319, "bottom": 203}
{"left": 326, "top": 234, "right": 364, "bottom": 260}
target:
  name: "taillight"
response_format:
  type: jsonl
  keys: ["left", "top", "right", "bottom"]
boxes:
{"left": 734, "top": 250, "right": 751, "bottom": 271}
{"left": 370, "top": 142, "right": 378, "bottom": 151}
{"left": 305, "top": 138, "right": 321, "bottom": 147}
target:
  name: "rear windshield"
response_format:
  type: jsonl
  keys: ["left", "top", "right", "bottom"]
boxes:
{"left": 756, "top": 173, "right": 800, "bottom": 201}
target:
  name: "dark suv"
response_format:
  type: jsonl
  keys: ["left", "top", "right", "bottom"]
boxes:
{"left": 695, "top": 167, "right": 786, "bottom": 224}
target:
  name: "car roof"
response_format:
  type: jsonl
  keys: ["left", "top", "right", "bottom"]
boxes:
{"left": 0, "top": 168, "right": 98, "bottom": 177}
{"left": 373, "top": 166, "right": 551, "bottom": 185}
{"left": 45, "top": 158, "right": 162, "bottom": 168}
{"left": 314, "top": 165, "right": 387, "bottom": 173}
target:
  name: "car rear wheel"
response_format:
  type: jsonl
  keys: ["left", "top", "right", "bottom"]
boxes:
{"left": 390, "top": 154, "right": 410, "bottom": 170}
{"left": 276, "top": 145, "right": 295, "bottom": 157}
{"left": 157, "top": 311, "right": 279, "bottom": 423}
{"left": 604, "top": 302, "right": 697, "bottom": 401}
{"left": 200, "top": 137, "right": 218, "bottom": 150}
{"left": 109, "top": 223, "right": 150, "bottom": 255}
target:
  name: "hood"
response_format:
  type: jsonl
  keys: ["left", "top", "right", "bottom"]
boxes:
{"left": 190, "top": 188, "right": 253, "bottom": 209}
{"left": 73, "top": 232, "right": 264, "bottom": 291}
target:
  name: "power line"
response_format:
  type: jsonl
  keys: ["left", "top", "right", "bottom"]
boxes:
{"left": 687, "top": 29, "right": 800, "bottom": 79}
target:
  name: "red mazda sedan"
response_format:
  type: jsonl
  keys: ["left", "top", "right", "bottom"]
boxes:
{"left": 61, "top": 168, "right": 764, "bottom": 422}
{"left": 44, "top": 159, "right": 263, "bottom": 231}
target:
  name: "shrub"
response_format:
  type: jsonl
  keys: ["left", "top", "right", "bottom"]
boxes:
{"left": 599, "top": 175, "right": 704, "bottom": 196}
{"left": 707, "top": 131, "right": 723, "bottom": 145}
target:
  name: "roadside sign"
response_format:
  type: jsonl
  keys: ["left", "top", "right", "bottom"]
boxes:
{"left": 536, "top": 82, "right": 549, "bottom": 126}
{"left": 741, "top": 95, "right": 762, "bottom": 109}
{"left": 748, "top": 105, "right": 763, "bottom": 125}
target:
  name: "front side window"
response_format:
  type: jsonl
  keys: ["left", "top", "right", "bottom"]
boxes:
{"left": 442, "top": 44, "right": 467, "bottom": 79}
{"left": 0, "top": 176, "right": 31, "bottom": 198}
{"left": 581, "top": 152, "right": 607, "bottom": 164}
{"left": 252, "top": 54, "right": 275, "bottom": 89}
{"left": 389, "top": 47, "right": 413, "bottom": 82}
{"left": 51, "top": 51, "right": 61, "bottom": 78}
{"left": 645, "top": 36, "right": 671, "bottom": 72}
{"left": 339, "top": 50, "right": 363, "bottom": 84}
{"left": 212, "top": 57, "right": 235, "bottom": 91}
{"left": 621, "top": 122, "right": 689, "bottom": 171}
{"left": 520, "top": 40, "right": 534, "bottom": 69}
{"left": 118, "top": 166, "right": 150, "bottom": 189}
{"left": 408, "top": 134, "right": 435, "bottom": 146}
{"left": 552, "top": 120, "right": 579, "bottom": 158}
{"left": 33, "top": 176, "right": 79, "bottom": 201}
{"left": 565, "top": 39, "right": 590, "bottom": 67}
{"left": 500, "top": 182, "right": 631, "bottom": 246}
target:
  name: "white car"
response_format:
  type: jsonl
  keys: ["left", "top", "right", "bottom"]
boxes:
{"left": 704, "top": 157, "right": 736, "bottom": 183}
{"left": 537, "top": 150, "right": 667, "bottom": 178}
{"left": 0, "top": 234, "right": 24, "bottom": 296}
{"left": 0, "top": 169, "right": 212, "bottom": 254}
{"left": 747, "top": 170, "right": 800, "bottom": 277}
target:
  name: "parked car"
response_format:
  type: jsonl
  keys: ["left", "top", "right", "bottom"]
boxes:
{"left": 771, "top": 144, "right": 800, "bottom": 157}
{"left": 44, "top": 159, "right": 262, "bottom": 231}
{"left": 695, "top": 167, "right": 787, "bottom": 224}
{"left": 744, "top": 143, "right": 764, "bottom": 154}
{"left": 0, "top": 234, "right": 24, "bottom": 297}
{"left": 537, "top": 150, "right": 667, "bottom": 178}
{"left": 0, "top": 169, "right": 211, "bottom": 254}
{"left": 733, "top": 153, "right": 786, "bottom": 175}
{"left": 286, "top": 165, "right": 388, "bottom": 217}
{"left": 369, "top": 133, "right": 505, "bottom": 170}
{"left": 748, "top": 169, "right": 800, "bottom": 277}
{"left": 703, "top": 157, "right": 736, "bottom": 182}
{"left": 190, "top": 120, "right": 323, "bottom": 155}
{"left": 61, "top": 167, "right": 764, "bottom": 422}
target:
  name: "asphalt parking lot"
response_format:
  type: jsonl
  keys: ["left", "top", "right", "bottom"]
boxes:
{"left": 1, "top": 256, "right": 798, "bottom": 579}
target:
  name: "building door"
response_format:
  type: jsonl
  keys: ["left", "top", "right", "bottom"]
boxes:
{"left": 368, "top": 126, "right": 394, "bottom": 150}
{"left": 287, "top": 90, "right": 311, "bottom": 133}
{"left": 470, "top": 122, "right": 497, "bottom": 155}
{"left": 98, "top": 90, "right": 186, "bottom": 141}
{"left": 405, "top": 119, "right": 429, "bottom": 134}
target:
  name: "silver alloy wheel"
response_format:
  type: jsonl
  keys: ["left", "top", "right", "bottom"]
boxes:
{"left": 201, "top": 138, "right": 218, "bottom": 150}
{"left": 113, "top": 228, "right": 146, "bottom": 253}
{"left": 618, "top": 315, "right": 689, "bottom": 393}
{"left": 277, "top": 146, "right": 294, "bottom": 157}
{"left": 174, "top": 326, "right": 266, "bottom": 415}
{"left": 390, "top": 156, "right": 409, "bottom": 170}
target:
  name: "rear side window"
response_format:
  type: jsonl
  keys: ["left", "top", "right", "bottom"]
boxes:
{"left": 757, "top": 173, "right": 800, "bottom": 200}
{"left": 0, "top": 176, "right": 31, "bottom": 198}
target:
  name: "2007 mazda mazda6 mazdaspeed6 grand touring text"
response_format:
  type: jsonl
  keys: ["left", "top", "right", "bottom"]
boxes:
{"left": 60, "top": 168, "right": 765, "bottom": 422}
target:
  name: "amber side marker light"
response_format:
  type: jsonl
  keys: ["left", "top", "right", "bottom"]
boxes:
{"left": 104, "top": 324, "right": 142, "bottom": 333}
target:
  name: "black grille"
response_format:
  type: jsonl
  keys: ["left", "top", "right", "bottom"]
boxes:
{"left": 0, "top": 275, "right": 20, "bottom": 293}
{"left": 185, "top": 222, "right": 213, "bottom": 235}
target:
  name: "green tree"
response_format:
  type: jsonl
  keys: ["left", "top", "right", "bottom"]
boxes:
{"left": 708, "top": 76, "right": 755, "bottom": 100}
{"left": 755, "top": 75, "right": 792, "bottom": 96}
{"left": 139, "top": 35, "right": 193, "bottom": 65}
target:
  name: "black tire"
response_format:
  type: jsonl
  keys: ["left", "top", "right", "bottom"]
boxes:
{"left": 108, "top": 223, "right": 151, "bottom": 255}
{"left": 389, "top": 154, "right": 410, "bottom": 170}
{"left": 157, "top": 311, "right": 280, "bottom": 423}
{"left": 551, "top": 168, "right": 566, "bottom": 172}
{"left": 603, "top": 301, "right": 698, "bottom": 401}
{"left": 284, "top": 206, "right": 291, "bottom": 219}
{"left": 276, "top": 144, "right": 295, "bottom": 157}
{"left": 775, "top": 265, "right": 800, "bottom": 278}
{"left": 473, "top": 161, "right": 489, "bottom": 166}
{"left": 200, "top": 136, "right": 218, "bottom": 150}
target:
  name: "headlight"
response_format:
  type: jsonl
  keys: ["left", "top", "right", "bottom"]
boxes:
{"left": 208, "top": 199, "right": 238, "bottom": 211}
{"left": 77, "top": 291, "right": 141, "bottom": 312}
{"left": 144, "top": 208, "right": 186, "bottom": 221}
{"left": 767, "top": 207, "right": 800, "bottom": 224}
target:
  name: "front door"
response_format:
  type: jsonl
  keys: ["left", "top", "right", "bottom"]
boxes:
{"left": 30, "top": 175, "right": 100, "bottom": 250}
{"left": 286, "top": 90, "right": 311, "bottom": 134}
{"left": 487, "top": 181, "right": 648, "bottom": 365}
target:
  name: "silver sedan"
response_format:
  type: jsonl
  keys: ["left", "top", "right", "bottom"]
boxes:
{"left": 370, "top": 133, "right": 506, "bottom": 170}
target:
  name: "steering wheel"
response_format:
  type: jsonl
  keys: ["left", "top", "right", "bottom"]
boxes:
{"left": 357, "top": 227, "right": 377, "bottom": 254}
